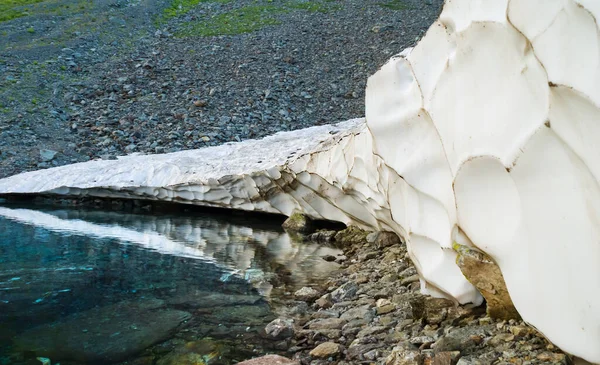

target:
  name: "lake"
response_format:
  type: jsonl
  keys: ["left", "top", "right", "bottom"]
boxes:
{"left": 0, "top": 203, "right": 341, "bottom": 365}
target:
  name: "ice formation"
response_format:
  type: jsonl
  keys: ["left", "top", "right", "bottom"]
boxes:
{"left": 1, "top": 0, "right": 599, "bottom": 362}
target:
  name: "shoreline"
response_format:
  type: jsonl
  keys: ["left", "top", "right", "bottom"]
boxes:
{"left": 266, "top": 227, "right": 569, "bottom": 365}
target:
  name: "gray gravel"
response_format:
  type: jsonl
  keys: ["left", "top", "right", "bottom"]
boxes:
{"left": 0, "top": 0, "right": 443, "bottom": 178}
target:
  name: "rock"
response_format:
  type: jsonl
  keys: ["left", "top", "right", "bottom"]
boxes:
{"left": 309, "top": 342, "right": 341, "bottom": 358}
{"left": 385, "top": 345, "right": 422, "bottom": 365}
{"left": 433, "top": 352, "right": 461, "bottom": 365}
{"left": 309, "top": 230, "right": 337, "bottom": 243}
{"left": 308, "top": 318, "right": 347, "bottom": 330}
{"left": 294, "top": 287, "right": 320, "bottom": 302}
{"left": 368, "top": 231, "right": 402, "bottom": 249}
{"left": 237, "top": 355, "right": 299, "bottom": 365}
{"left": 14, "top": 299, "right": 191, "bottom": 363}
{"left": 156, "top": 339, "right": 220, "bottom": 365}
{"left": 376, "top": 298, "right": 396, "bottom": 315}
{"left": 340, "top": 305, "right": 374, "bottom": 321}
{"left": 315, "top": 293, "right": 334, "bottom": 309}
{"left": 433, "top": 326, "right": 488, "bottom": 354}
{"left": 282, "top": 211, "right": 314, "bottom": 233}
{"left": 264, "top": 318, "right": 295, "bottom": 340}
{"left": 330, "top": 281, "right": 358, "bottom": 303}
{"left": 39, "top": 149, "right": 58, "bottom": 162}
{"left": 193, "top": 100, "right": 207, "bottom": 107}
{"left": 167, "top": 290, "right": 262, "bottom": 308}
{"left": 454, "top": 244, "right": 520, "bottom": 320}
{"left": 333, "top": 226, "right": 368, "bottom": 245}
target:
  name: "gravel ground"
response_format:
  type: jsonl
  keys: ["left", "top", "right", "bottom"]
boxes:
{"left": 0, "top": 0, "right": 443, "bottom": 178}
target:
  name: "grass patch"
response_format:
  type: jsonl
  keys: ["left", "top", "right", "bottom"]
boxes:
{"left": 0, "top": 0, "right": 44, "bottom": 22}
{"left": 177, "top": 1, "right": 341, "bottom": 37}
{"left": 180, "top": 4, "right": 281, "bottom": 36}
{"left": 378, "top": 0, "right": 409, "bottom": 10}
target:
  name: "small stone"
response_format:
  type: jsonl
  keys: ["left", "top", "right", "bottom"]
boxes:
{"left": 39, "top": 149, "right": 58, "bottom": 162}
{"left": 401, "top": 275, "right": 420, "bottom": 286}
{"left": 385, "top": 346, "right": 421, "bottom": 365}
{"left": 509, "top": 325, "right": 530, "bottom": 337}
{"left": 330, "top": 281, "right": 358, "bottom": 303}
{"left": 263, "top": 318, "right": 294, "bottom": 340}
{"left": 433, "top": 326, "right": 489, "bottom": 353}
{"left": 433, "top": 351, "right": 461, "bottom": 365}
{"left": 315, "top": 293, "right": 333, "bottom": 309}
{"left": 309, "top": 342, "right": 341, "bottom": 358}
{"left": 193, "top": 100, "right": 207, "bottom": 107}
{"left": 294, "top": 287, "right": 320, "bottom": 302}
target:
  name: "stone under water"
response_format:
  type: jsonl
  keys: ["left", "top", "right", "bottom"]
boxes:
{"left": 1, "top": 1, "right": 600, "bottom": 362}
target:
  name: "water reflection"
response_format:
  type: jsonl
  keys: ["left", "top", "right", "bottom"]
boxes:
{"left": 0, "top": 205, "right": 341, "bottom": 365}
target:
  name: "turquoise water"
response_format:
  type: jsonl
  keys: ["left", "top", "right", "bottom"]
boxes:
{"left": 0, "top": 204, "right": 340, "bottom": 365}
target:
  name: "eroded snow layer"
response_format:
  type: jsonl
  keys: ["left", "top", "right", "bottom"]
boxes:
{"left": 1, "top": 1, "right": 600, "bottom": 362}
{"left": 366, "top": 0, "right": 600, "bottom": 362}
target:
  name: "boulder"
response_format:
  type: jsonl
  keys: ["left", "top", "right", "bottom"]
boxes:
{"left": 282, "top": 212, "right": 314, "bottom": 233}
{"left": 454, "top": 244, "right": 520, "bottom": 320}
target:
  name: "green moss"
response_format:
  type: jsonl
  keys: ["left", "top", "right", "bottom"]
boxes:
{"left": 0, "top": 0, "right": 43, "bottom": 22}
{"left": 178, "top": 5, "right": 282, "bottom": 37}
{"left": 378, "top": 0, "right": 409, "bottom": 10}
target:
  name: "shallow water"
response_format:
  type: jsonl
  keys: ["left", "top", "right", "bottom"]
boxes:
{"left": 0, "top": 204, "right": 341, "bottom": 365}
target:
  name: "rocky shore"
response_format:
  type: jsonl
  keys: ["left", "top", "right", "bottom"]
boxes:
{"left": 258, "top": 223, "right": 570, "bottom": 365}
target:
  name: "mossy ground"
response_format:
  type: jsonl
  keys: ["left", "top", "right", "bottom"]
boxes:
{"left": 0, "top": 0, "right": 44, "bottom": 22}
{"left": 174, "top": 0, "right": 341, "bottom": 37}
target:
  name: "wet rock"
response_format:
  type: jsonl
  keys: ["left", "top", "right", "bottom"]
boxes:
{"left": 237, "top": 355, "right": 299, "bottom": 365}
{"left": 282, "top": 211, "right": 314, "bottom": 233}
{"left": 330, "top": 281, "right": 358, "bottom": 303}
{"left": 264, "top": 318, "right": 295, "bottom": 340}
{"left": 14, "top": 299, "right": 191, "bottom": 363}
{"left": 454, "top": 244, "right": 520, "bottom": 320}
{"left": 156, "top": 339, "right": 220, "bottom": 365}
{"left": 294, "top": 287, "right": 320, "bottom": 302}
{"left": 309, "top": 342, "right": 341, "bottom": 358}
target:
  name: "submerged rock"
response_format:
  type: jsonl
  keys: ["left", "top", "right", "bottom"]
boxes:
{"left": 156, "top": 339, "right": 221, "bottom": 365}
{"left": 13, "top": 299, "right": 191, "bottom": 363}
{"left": 454, "top": 244, "right": 520, "bottom": 320}
{"left": 237, "top": 355, "right": 299, "bottom": 365}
